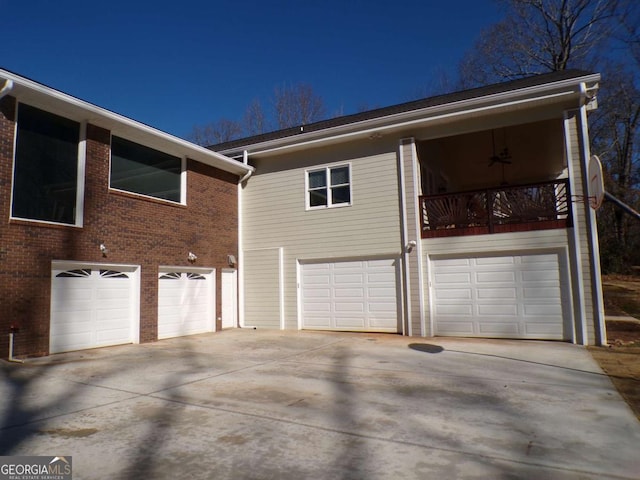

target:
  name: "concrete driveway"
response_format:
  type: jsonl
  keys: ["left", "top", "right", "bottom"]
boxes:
{"left": 1, "top": 330, "right": 639, "bottom": 479}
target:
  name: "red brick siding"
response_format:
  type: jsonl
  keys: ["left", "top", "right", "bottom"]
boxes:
{"left": 0, "top": 97, "right": 239, "bottom": 357}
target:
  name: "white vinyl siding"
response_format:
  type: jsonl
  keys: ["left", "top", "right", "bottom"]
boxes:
{"left": 243, "top": 248, "right": 283, "bottom": 328}
{"left": 242, "top": 141, "right": 402, "bottom": 330}
{"left": 564, "top": 112, "right": 596, "bottom": 344}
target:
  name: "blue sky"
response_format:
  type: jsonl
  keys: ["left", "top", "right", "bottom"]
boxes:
{"left": 1, "top": 0, "right": 504, "bottom": 139}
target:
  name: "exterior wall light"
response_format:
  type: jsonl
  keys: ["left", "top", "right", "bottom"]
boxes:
{"left": 100, "top": 243, "right": 108, "bottom": 256}
{"left": 188, "top": 252, "right": 197, "bottom": 263}
{"left": 227, "top": 254, "right": 237, "bottom": 267}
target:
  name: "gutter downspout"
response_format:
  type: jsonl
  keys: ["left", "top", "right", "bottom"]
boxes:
{"left": 0, "top": 79, "right": 14, "bottom": 100}
{"left": 398, "top": 140, "right": 411, "bottom": 336}
{"left": 237, "top": 150, "right": 254, "bottom": 329}
{"left": 238, "top": 150, "right": 252, "bottom": 184}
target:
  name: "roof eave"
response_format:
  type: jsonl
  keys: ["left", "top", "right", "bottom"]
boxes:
{"left": 219, "top": 72, "right": 600, "bottom": 159}
{"left": 0, "top": 69, "right": 253, "bottom": 177}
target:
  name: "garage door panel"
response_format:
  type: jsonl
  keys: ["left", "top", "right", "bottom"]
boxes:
{"left": 334, "top": 274, "right": 364, "bottom": 285}
{"left": 478, "top": 323, "right": 520, "bottom": 334}
{"left": 477, "top": 304, "right": 518, "bottom": 316}
{"left": 435, "top": 304, "right": 473, "bottom": 315}
{"left": 475, "top": 256, "right": 515, "bottom": 265}
{"left": 434, "top": 272, "right": 472, "bottom": 283}
{"left": 158, "top": 270, "right": 214, "bottom": 339}
{"left": 477, "top": 288, "right": 517, "bottom": 299}
{"left": 525, "top": 324, "right": 564, "bottom": 336}
{"left": 435, "top": 288, "right": 472, "bottom": 300}
{"left": 335, "top": 288, "right": 364, "bottom": 298}
{"left": 304, "top": 316, "right": 331, "bottom": 327}
{"left": 522, "top": 270, "right": 559, "bottom": 282}
{"left": 521, "top": 253, "right": 556, "bottom": 263}
{"left": 335, "top": 316, "right": 365, "bottom": 328}
{"left": 436, "top": 258, "right": 471, "bottom": 267}
{"left": 477, "top": 271, "right": 515, "bottom": 283}
{"left": 437, "top": 322, "right": 474, "bottom": 334}
{"left": 523, "top": 287, "right": 561, "bottom": 299}
{"left": 51, "top": 264, "right": 136, "bottom": 354}
{"left": 95, "top": 326, "right": 132, "bottom": 344}
{"left": 301, "top": 259, "right": 400, "bottom": 332}
{"left": 335, "top": 302, "right": 365, "bottom": 312}
{"left": 432, "top": 252, "right": 568, "bottom": 340}
{"left": 523, "top": 304, "right": 562, "bottom": 316}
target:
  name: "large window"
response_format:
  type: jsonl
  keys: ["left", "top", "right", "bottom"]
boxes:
{"left": 306, "top": 164, "right": 351, "bottom": 209}
{"left": 11, "top": 104, "right": 81, "bottom": 225}
{"left": 110, "top": 136, "right": 183, "bottom": 203}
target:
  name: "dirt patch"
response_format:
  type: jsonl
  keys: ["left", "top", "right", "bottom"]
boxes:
{"left": 589, "top": 275, "right": 640, "bottom": 421}
{"left": 589, "top": 346, "right": 640, "bottom": 421}
{"left": 602, "top": 274, "right": 640, "bottom": 319}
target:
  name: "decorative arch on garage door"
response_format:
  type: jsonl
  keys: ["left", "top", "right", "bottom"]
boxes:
{"left": 157, "top": 266, "right": 215, "bottom": 339}
{"left": 50, "top": 261, "right": 140, "bottom": 354}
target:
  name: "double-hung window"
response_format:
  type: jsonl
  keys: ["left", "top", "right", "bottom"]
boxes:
{"left": 110, "top": 136, "right": 184, "bottom": 203}
{"left": 11, "top": 104, "right": 81, "bottom": 225}
{"left": 306, "top": 164, "right": 351, "bottom": 209}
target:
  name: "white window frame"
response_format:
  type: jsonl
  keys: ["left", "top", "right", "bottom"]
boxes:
{"left": 108, "top": 134, "right": 187, "bottom": 205}
{"left": 10, "top": 102, "right": 86, "bottom": 227}
{"left": 305, "top": 163, "right": 352, "bottom": 210}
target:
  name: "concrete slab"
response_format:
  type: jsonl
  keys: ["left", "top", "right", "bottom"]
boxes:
{"left": 1, "top": 330, "right": 639, "bottom": 479}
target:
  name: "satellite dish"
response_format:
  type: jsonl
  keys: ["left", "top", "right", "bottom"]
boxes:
{"left": 588, "top": 155, "right": 604, "bottom": 210}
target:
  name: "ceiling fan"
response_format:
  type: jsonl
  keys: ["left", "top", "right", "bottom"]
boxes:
{"left": 489, "top": 129, "right": 512, "bottom": 167}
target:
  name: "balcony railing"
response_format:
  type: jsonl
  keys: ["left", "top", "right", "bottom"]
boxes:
{"left": 420, "top": 179, "right": 572, "bottom": 238}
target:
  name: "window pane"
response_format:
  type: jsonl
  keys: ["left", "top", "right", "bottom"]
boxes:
{"left": 331, "top": 186, "right": 351, "bottom": 204}
{"left": 12, "top": 104, "right": 79, "bottom": 224}
{"left": 309, "top": 188, "right": 328, "bottom": 207}
{"left": 330, "top": 166, "right": 349, "bottom": 186}
{"left": 111, "top": 136, "right": 181, "bottom": 202}
{"left": 308, "top": 170, "right": 327, "bottom": 189}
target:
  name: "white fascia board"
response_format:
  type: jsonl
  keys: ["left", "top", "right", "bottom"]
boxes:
{"left": 0, "top": 69, "right": 253, "bottom": 177}
{"left": 221, "top": 73, "right": 601, "bottom": 159}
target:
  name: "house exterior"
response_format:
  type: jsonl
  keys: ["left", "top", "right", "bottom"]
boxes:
{"left": 0, "top": 68, "right": 605, "bottom": 359}
{"left": 217, "top": 69, "right": 605, "bottom": 346}
{"left": 0, "top": 69, "right": 252, "bottom": 358}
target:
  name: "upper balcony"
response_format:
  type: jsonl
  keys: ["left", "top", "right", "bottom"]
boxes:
{"left": 420, "top": 179, "right": 572, "bottom": 238}
{"left": 416, "top": 119, "right": 572, "bottom": 239}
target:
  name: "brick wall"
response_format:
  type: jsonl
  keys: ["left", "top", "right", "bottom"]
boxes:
{"left": 0, "top": 96, "right": 239, "bottom": 358}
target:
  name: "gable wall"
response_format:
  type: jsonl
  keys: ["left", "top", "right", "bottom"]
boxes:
{"left": 0, "top": 95, "right": 239, "bottom": 357}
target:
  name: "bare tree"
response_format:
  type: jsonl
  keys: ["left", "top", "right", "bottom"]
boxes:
{"left": 458, "top": 0, "right": 640, "bottom": 272}
{"left": 459, "top": 0, "right": 621, "bottom": 87}
{"left": 590, "top": 61, "right": 640, "bottom": 270}
{"left": 273, "top": 83, "right": 325, "bottom": 129}
{"left": 243, "top": 98, "right": 267, "bottom": 136}
{"left": 187, "top": 118, "right": 243, "bottom": 146}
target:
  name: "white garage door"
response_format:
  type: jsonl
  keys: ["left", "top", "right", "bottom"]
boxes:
{"left": 158, "top": 268, "right": 214, "bottom": 339}
{"left": 431, "top": 252, "right": 569, "bottom": 340}
{"left": 51, "top": 263, "right": 137, "bottom": 354}
{"left": 301, "top": 258, "right": 400, "bottom": 332}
